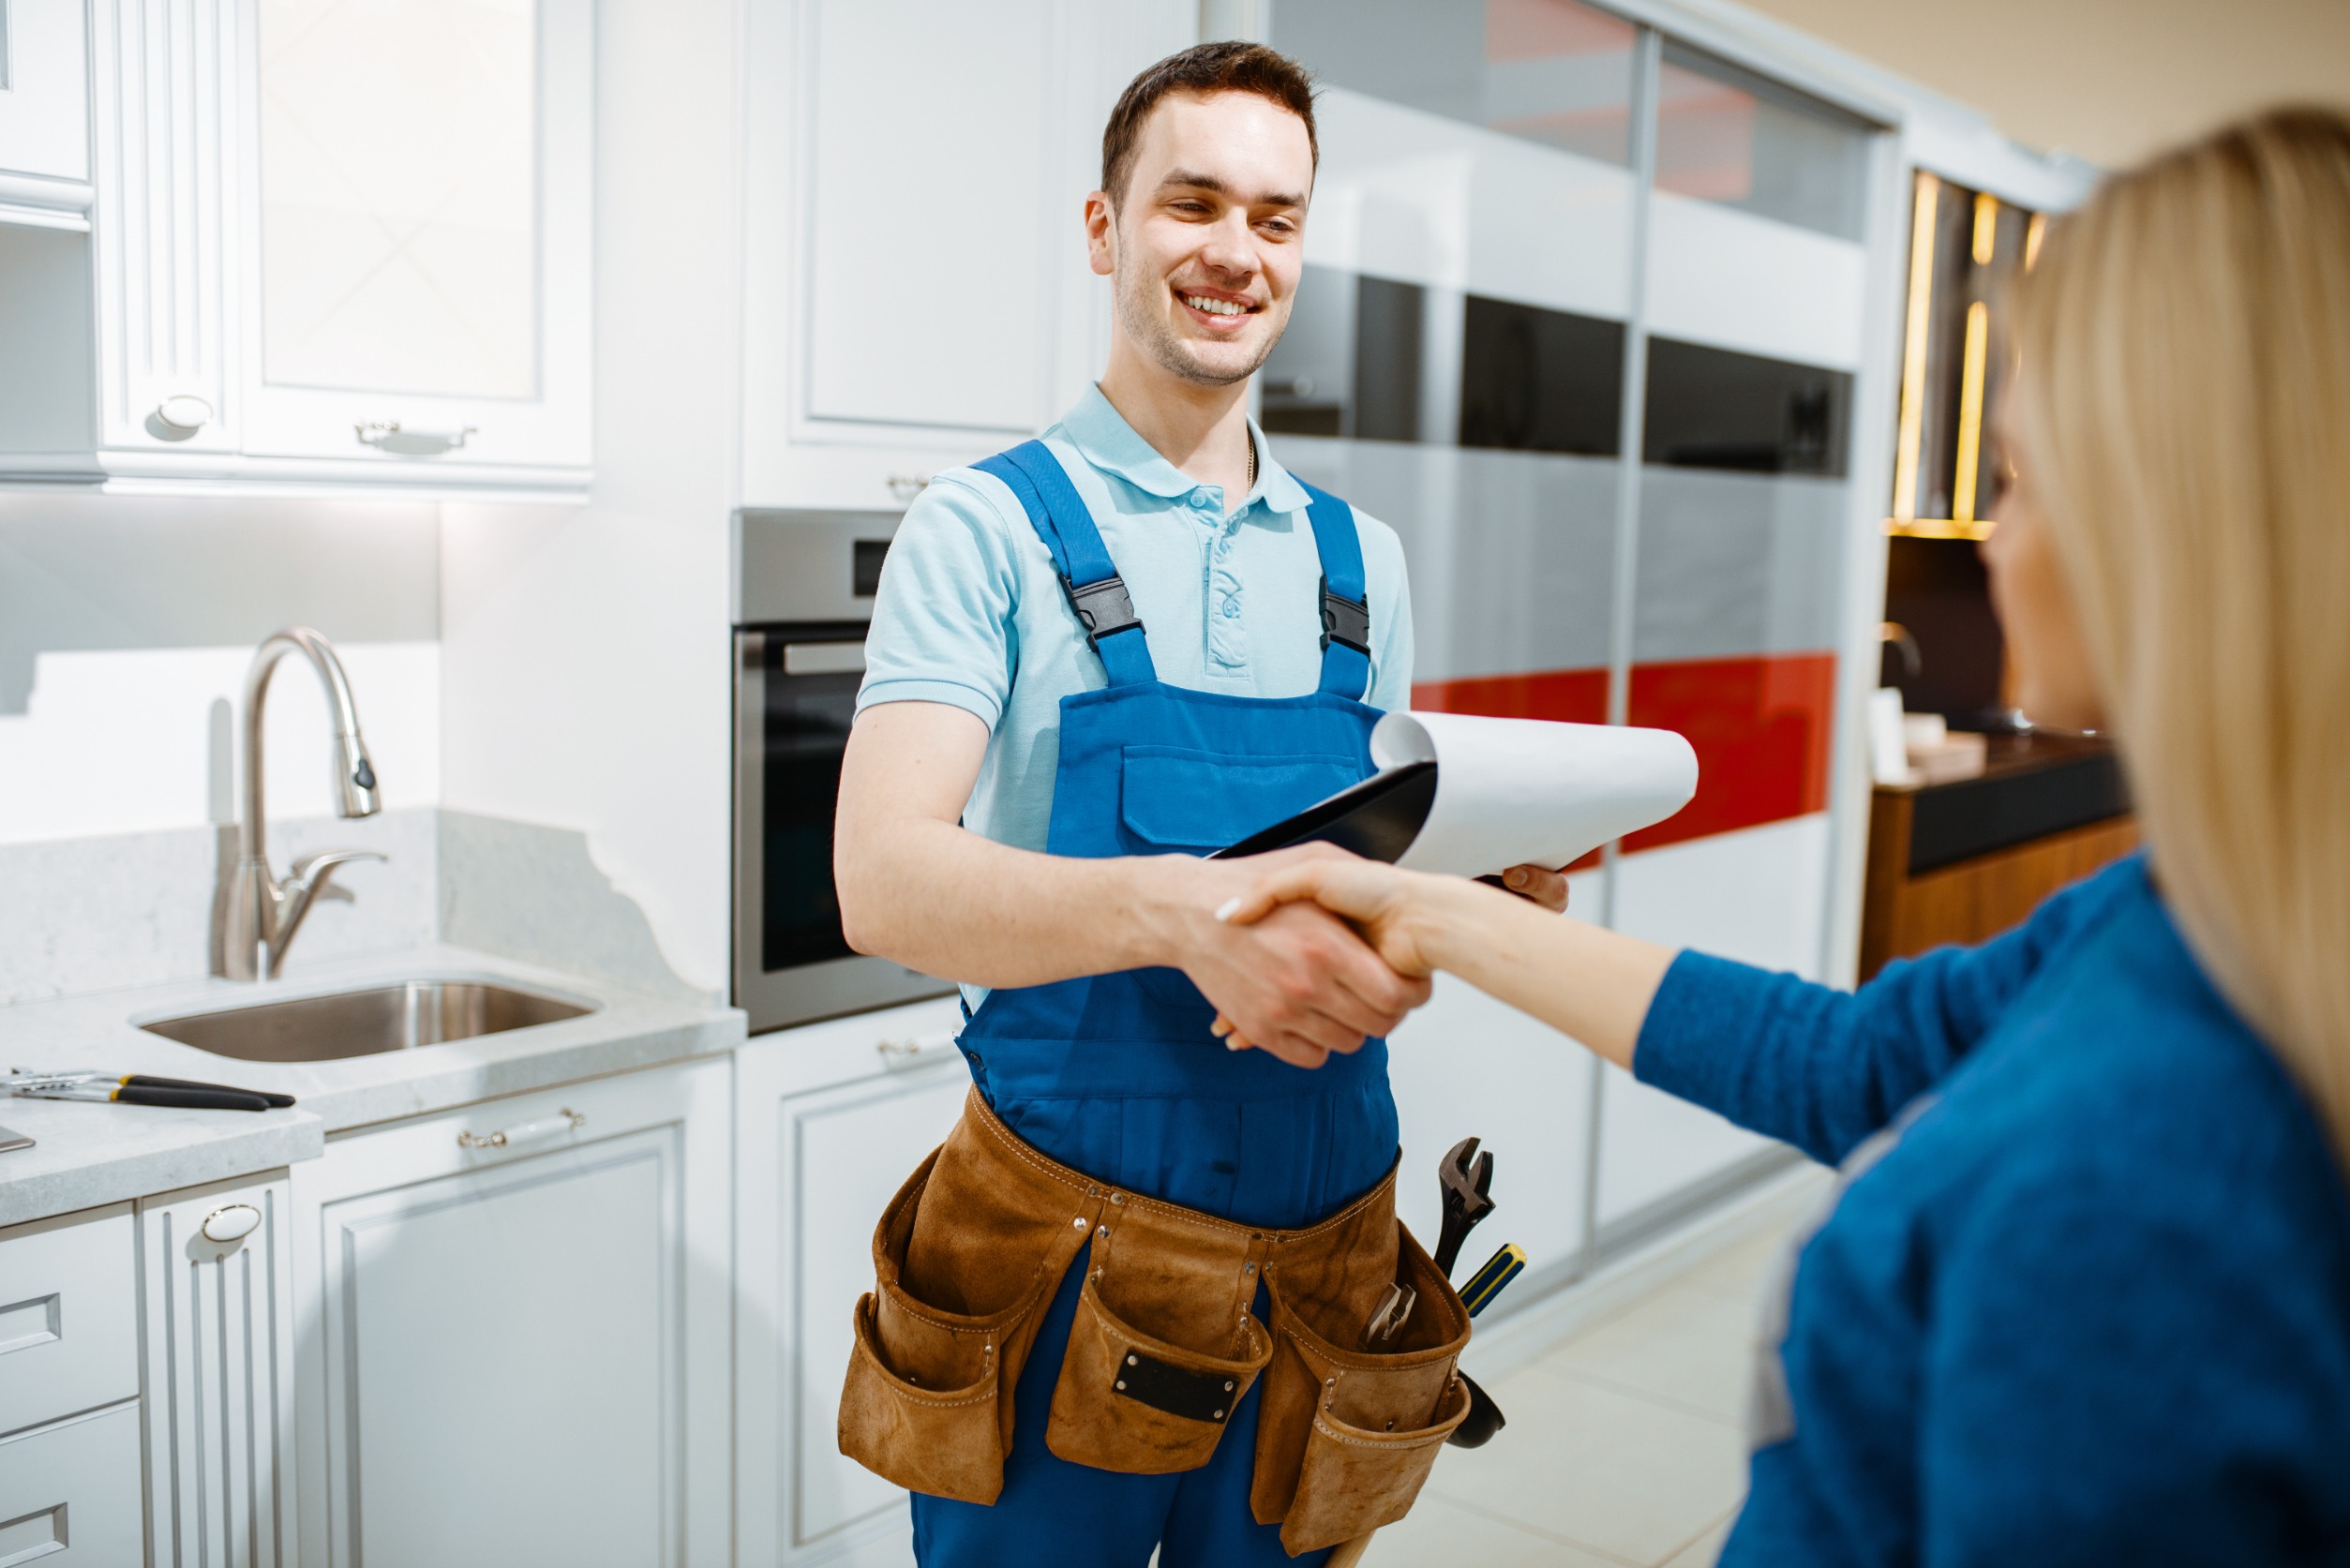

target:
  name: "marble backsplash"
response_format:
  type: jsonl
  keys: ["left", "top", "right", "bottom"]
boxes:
{"left": 0, "top": 808, "right": 703, "bottom": 1008}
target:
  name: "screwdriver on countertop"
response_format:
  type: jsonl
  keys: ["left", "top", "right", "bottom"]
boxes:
{"left": 7, "top": 1070, "right": 294, "bottom": 1112}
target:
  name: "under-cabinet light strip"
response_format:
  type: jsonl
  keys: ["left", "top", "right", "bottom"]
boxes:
{"left": 1952, "top": 300, "right": 1991, "bottom": 524}
{"left": 1891, "top": 173, "right": 1939, "bottom": 521}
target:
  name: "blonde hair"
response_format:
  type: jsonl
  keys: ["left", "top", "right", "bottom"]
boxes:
{"left": 2013, "top": 108, "right": 2350, "bottom": 1152}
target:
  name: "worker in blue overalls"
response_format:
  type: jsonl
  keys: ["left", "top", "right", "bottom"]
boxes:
{"left": 836, "top": 41, "right": 1564, "bottom": 1567}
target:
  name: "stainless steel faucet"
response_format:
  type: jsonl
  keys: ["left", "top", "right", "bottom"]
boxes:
{"left": 217, "top": 628, "right": 386, "bottom": 980}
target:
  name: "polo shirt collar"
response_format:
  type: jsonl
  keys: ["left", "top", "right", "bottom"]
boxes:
{"left": 1061, "top": 383, "right": 1310, "bottom": 520}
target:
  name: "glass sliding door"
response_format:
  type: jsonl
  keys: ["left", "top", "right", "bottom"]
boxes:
{"left": 1267, "top": 0, "right": 1887, "bottom": 1259}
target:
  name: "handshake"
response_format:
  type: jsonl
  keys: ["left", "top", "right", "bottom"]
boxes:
{"left": 1180, "top": 844, "right": 1569, "bottom": 1069}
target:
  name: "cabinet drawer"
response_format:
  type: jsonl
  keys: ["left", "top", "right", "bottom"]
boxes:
{"left": 0, "top": 1404, "right": 146, "bottom": 1566}
{"left": 0, "top": 1204, "right": 139, "bottom": 1436}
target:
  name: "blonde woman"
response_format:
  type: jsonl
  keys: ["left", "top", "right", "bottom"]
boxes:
{"left": 1219, "top": 109, "right": 2350, "bottom": 1561}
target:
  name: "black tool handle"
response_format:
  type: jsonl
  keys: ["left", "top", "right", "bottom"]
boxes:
{"left": 126, "top": 1075, "right": 296, "bottom": 1109}
{"left": 116, "top": 1085, "right": 275, "bottom": 1113}
{"left": 1434, "top": 1209, "right": 1473, "bottom": 1279}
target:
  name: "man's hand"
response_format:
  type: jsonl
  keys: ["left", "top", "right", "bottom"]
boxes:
{"left": 1500, "top": 863, "right": 1570, "bottom": 911}
{"left": 836, "top": 705, "right": 1432, "bottom": 1068}
{"left": 1164, "top": 855, "right": 1431, "bottom": 1069}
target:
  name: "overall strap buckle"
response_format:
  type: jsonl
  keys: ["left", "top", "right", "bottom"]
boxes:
{"left": 1064, "top": 574, "right": 1145, "bottom": 650}
{"left": 1319, "top": 575, "right": 1370, "bottom": 656}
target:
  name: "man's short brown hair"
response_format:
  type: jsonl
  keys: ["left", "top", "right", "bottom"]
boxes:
{"left": 1100, "top": 41, "right": 1319, "bottom": 209}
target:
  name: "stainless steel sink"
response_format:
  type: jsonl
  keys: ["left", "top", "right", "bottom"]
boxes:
{"left": 138, "top": 979, "right": 595, "bottom": 1063}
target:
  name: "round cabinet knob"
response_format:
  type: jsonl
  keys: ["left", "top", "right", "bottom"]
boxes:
{"left": 200, "top": 1202, "right": 262, "bottom": 1244}
{"left": 152, "top": 395, "right": 214, "bottom": 439}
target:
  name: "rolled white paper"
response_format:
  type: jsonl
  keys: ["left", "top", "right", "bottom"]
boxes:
{"left": 1370, "top": 711, "right": 1699, "bottom": 876}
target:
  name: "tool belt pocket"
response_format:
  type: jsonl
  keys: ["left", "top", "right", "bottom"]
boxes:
{"left": 1047, "top": 1266, "right": 1273, "bottom": 1475}
{"left": 1252, "top": 1225, "right": 1472, "bottom": 1556}
{"left": 837, "top": 1150, "right": 1055, "bottom": 1505}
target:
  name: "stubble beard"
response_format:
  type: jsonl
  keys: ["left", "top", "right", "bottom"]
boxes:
{"left": 1113, "top": 247, "right": 1287, "bottom": 390}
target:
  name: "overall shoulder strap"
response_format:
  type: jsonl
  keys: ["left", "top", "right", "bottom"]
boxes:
{"left": 1295, "top": 477, "right": 1373, "bottom": 701}
{"left": 972, "top": 441, "right": 1157, "bottom": 687}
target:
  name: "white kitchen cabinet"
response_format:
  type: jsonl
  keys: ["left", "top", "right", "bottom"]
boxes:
{"left": 739, "top": 0, "right": 1195, "bottom": 509}
{"left": 0, "top": 0, "right": 593, "bottom": 496}
{"left": 0, "top": 0, "right": 91, "bottom": 213}
{"left": 734, "top": 997, "right": 966, "bottom": 1567}
{"left": 287, "top": 1059, "right": 731, "bottom": 1568}
{"left": 0, "top": 1403, "right": 147, "bottom": 1568}
{"left": 139, "top": 1170, "right": 300, "bottom": 1568}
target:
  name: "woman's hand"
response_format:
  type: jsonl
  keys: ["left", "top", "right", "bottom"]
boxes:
{"left": 1214, "top": 845, "right": 1442, "bottom": 978}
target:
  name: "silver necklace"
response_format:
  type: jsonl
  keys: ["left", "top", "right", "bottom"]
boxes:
{"left": 1245, "top": 436, "right": 1257, "bottom": 492}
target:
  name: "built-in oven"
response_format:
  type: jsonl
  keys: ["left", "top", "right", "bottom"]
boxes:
{"left": 733, "top": 508, "right": 953, "bottom": 1034}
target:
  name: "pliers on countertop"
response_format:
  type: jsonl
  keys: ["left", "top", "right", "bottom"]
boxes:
{"left": 6, "top": 1070, "right": 296, "bottom": 1113}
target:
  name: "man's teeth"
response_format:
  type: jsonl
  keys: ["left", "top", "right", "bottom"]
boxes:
{"left": 1182, "top": 294, "right": 1249, "bottom": 316}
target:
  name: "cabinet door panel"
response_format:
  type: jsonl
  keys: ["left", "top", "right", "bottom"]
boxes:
{"left": 735, "top": 1013, "right": 968, "bottom": 1567}
{"left": 233, "top": 0, "right": 594, "bottom": 477}
{"left": 0, "top": 0, "right": 92, "bottom": 186}
{"left": 801, "top": 0, "right": 1055, "bottom": 435}
{"left": 141, "top": 1172, "right": 299, "bottom": 1568}
{"left": 293, "top": 1062, "right": 729, "bottom": 1568}
{"left": 0, "top": 1203, "right": 137, "bottom": 1438}
{"left": 0, "top": 1403, "right": 145, "bottom": 1568}
{"left": 323, "top": 1131, "right": 670, "bottom": 1566}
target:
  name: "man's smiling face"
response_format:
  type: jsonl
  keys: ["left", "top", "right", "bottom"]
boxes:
{"left": 1093, "top": 89, "right": 1313, "bottom": 388}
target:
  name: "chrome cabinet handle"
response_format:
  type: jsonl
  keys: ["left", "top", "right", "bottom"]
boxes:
{"left": 356, "top": 420, "right": 476, "bottom": 456}
{"left": 886, "top": 473, "right": 929, "bottom": 502}
{"left": 457, "top": 1108, "right": 585, "bottom": 1150}
{"left": 876, "top": 1033, "right": 955, "bottom": 1071}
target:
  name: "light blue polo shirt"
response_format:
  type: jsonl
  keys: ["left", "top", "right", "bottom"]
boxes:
{"left": 857, "top": 384, "right": 1414, "bottom": 858}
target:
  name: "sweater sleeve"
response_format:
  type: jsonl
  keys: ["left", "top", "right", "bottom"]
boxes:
{"left": 1915, "top": 1153, "right": 2350, "bottom": 1567}
{"left": 1633, "top": 859, "right": 2143, "bottom": 1164}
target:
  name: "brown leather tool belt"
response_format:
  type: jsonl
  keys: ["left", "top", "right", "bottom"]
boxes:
{"left": 839, "top": 1088, "right": 1472, "bottom": 1557}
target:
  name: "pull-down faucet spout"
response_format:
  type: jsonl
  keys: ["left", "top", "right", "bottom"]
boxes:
{"left": 217, "top": 627, "right": 387, "bottom": 980}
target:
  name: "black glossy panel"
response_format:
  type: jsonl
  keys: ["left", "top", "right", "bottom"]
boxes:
{"left": 1642, "top": 337, "right": 1850, "bottom": 475}
{"left": 1459, "top": 294, "right": 1624, "bottom": 455}
{"left": 760, "top": 630, "right": 864, "bottom": 972}
{"left": 853, "top": 539, "right": 891, "bottom": 598}
{"left": 1882, "top": 536, "right": 2005, "bottom": 724}
{"left": 1353, "top": 275, "right": 1424, "bottom": 444}
{"left": 1908, "top": 752, "right": 2130, "bottom": 874}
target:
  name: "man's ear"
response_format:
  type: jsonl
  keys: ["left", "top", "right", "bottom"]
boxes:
{"left": 1085, "top": 190, "right": 1116, "bottom": 279}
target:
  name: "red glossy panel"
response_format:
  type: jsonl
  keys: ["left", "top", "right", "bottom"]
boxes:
{"left": 1624, "top": 651, "right": 1836, "bottom": 852}
{"left": 1408, "top": 653, "right": 1837, "bottom": 859}
{"left": 1410, "top": 668, "right": 1612, "bottom": 869}
{"left": 1411, "top": 667, "right": 1610, "bottom": 724}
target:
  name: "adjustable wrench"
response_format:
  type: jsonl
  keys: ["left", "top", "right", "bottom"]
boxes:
{"left": 1433, "top": 1136, "right": 1495, "bottom": 1280}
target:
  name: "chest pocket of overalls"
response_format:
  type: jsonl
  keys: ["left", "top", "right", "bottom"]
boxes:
{"left": 1118, "top": 746, "right": 1364, "bottom": 1012}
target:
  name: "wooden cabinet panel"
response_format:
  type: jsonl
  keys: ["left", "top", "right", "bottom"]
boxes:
{"left": 1861, "top": 789, "right": 2137, "bottom": 979}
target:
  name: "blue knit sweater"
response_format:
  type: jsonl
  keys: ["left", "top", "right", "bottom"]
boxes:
{"left": 1636, "top": 856, "right": 2350, "bottom": 1565}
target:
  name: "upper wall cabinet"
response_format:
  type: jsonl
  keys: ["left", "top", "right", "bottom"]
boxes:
{"left": 739, "top": 0, "right": 1195, "bottom": 509}
{"left": 0, "top": 0, "right": 93, "bottom": 211}
{"left": 0, "top": 0, "right": 593, "bottom": 498}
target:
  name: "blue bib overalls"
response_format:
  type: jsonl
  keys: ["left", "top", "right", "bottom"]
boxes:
{"left": 909, "top": 441, "right": 1400, "bottom": 1566}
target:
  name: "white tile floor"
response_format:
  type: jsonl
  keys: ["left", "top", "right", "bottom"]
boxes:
{"left": 1361, "top": 1215, "right": 1804, "bottom": 1568}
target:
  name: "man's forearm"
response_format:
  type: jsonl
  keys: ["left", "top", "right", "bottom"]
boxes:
{"left": 837, "top": 812, "right": 1198, "bottom": 988}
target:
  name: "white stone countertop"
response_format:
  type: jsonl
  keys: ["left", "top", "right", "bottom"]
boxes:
{"left": 0, "top": 944, "right": 744, "bottom": 1229}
